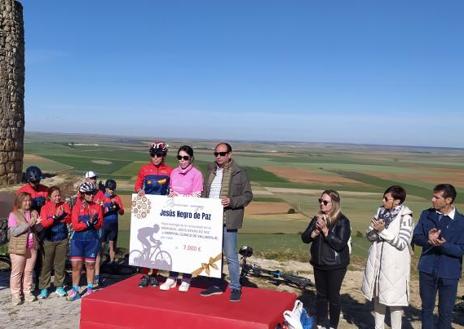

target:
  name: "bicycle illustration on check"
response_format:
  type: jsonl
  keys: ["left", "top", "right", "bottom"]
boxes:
{"left": 129, "top": 224, "right": 172, "bottom": 271}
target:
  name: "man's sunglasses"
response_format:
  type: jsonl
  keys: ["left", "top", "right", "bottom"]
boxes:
{"left": 84, "top": 191, "right": 96, "bottom": 196}
{"left": 214, "top": 151, "right": 229, "bottom": 157}
{"left": 177, "top": 155, "right": 190, "bottom": 161}
{"left": 318, "top": 198, "right": 331, "bottom": 206}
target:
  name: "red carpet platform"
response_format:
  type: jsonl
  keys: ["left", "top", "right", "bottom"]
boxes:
{"left": 80, "top": 274, "right": 296, "bottom": 329}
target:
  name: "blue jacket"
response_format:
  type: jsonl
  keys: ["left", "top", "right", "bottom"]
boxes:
{"left": 412, "top": 208, "right": 464, "bottom": 279}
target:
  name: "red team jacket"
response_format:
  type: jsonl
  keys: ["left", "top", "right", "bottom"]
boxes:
{"left": 40, "top": 200, "right": 72, "bottom": 228}
{"left": 71, "top": 198, "right": 103, "bottom": 232}
{"left": 39, "top": 200, "right": 72, "bottom": 242}
{"left": 134, "top": 163, "right": 173, "bottom": 195}
{"left": 17, "top": 183, "right": 49, "bottom": 211}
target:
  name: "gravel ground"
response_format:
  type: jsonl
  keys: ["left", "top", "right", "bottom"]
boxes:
{"left": 0, "top": 258, "right": 463, "bottom": 329}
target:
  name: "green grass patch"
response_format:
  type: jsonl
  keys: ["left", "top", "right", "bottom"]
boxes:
{"left": 41, "top": 154, "right": 129, "bottom": 175}
{"left": 333, "top": 171, "right": 432, "bottom": 199}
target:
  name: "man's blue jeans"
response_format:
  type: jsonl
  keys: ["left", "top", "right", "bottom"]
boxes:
{"left": 223, "top": 227, "right": 240, "bottom": 290}
{"left": 419, "top": 271, "right": 458, "bottom": 329}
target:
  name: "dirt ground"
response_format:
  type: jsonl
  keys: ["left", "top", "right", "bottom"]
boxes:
{"left": 1, "top": 258, "right": 463, "bottom": 329}
{"left": 246, "top": 201, "right": 295, "bottom": 215}
{"left": 366, "top": 169, "right": 464, "bottom": 189}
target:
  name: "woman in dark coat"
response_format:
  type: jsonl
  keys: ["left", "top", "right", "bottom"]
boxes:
{"left": 302, "top": 190, "right": 351, "bottom": 329}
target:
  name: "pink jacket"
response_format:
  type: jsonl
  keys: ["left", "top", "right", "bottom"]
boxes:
{"left": 170, "top": 165, "right": 204, "bottom": 197}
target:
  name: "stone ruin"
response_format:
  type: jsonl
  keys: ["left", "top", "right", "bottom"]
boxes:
{"left": 0, "top": 0, "right": 24, "bottom": 186}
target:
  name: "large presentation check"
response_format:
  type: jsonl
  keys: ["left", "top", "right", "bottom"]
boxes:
{"left": 128, "top": 194, "right": 224, "bottom": 278}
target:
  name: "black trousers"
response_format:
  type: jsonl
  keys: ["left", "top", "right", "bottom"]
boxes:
{"left": 314, "top": 267, "right": 347, "bottom": 329}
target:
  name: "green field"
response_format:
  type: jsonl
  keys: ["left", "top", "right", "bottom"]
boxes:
{"left": 21, "top": 132, "right": 464, "bottom": 268}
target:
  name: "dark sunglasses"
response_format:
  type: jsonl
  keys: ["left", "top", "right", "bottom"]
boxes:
{"left": 214, "top": 151, "right": 228, "bottom": 157}
{"left": 84, "top": 191, "right": 96, "bottom": 196}
{"left": 150, "top": 151, "right": 166, "bottom": 158}
{"left": 177, "top": 155, "right": 190, "bottom": 161}
{"left": 318, "top": 198, "right": 331, "bottom": 206}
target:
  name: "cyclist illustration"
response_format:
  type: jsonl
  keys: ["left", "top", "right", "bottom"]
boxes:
{"left": 130, "top": 224, "right": 172, "bottom": 271}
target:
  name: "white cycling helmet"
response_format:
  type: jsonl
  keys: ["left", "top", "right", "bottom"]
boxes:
{"left": 79, "top": 182, "right": 97, "bottom": 193}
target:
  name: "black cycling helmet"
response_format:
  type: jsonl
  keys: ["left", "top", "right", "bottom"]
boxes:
{"left": 105, "top": 179, "right": 117, "bottom": 191}
{"left": 25, "top": 166, "right": 42, "bottom": 183}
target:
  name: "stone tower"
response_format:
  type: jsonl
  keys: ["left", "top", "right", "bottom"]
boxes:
{"left": 0, "top": 0, "right": 25, "bottom": 186}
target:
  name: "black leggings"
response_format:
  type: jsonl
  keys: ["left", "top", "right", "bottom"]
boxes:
{"left": 314, "top": 267, "right": 347, "bottom": 329}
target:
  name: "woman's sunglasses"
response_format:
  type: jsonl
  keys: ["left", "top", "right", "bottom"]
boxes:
{"left": 177, "top": 155, "right": 190, "bottom": 161}
{"left": 318, "top": 198, "right": 331, "bottom": 206}
{"left": 150, "top": 151, "right": 166, "bottom": 158}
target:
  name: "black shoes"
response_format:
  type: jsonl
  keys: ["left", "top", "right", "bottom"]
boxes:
{"left": 149, "top": 276, "right": 159, "bottom": 287}
{"left": 138, "top": 275, "right": 158, "bottom": 288}
{"left": 200, "top": 285, "right": 241, "bottom": 302}
{"left": 138, "top": 275, "right": 150, "bottom": 288}
{"left": 229, "top": 289, "right": 241, "bottom": 302}
{"left": 200, "top": 285, "right": 223, "bottom": 297}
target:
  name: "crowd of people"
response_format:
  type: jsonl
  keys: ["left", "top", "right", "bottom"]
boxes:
{"left": 6, "top": 141, "right": 253, "bottom": 304}
{"left": 302, "top": 184, "right": 464, "bottom": 329}
{"left": 9, "top": 166, "right": 124, "bottom": 303}
{"left": 5, "top": 140, "right": 464, "bottom": 329}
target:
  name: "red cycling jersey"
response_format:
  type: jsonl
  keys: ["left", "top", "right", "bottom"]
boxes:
{"left": 71, "top": 198, "right": 103, "bottom": 232}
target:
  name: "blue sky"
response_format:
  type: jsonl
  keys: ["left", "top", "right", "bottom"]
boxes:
{"left": 23, "top": 1, "right": 464, "bottom": 147}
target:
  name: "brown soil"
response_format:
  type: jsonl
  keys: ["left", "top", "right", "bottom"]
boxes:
{"left": 246, "top": 201, "right": 293, "bottom": 215}
{"left": 367, "top": 168, "right": 464, "bottom": 188}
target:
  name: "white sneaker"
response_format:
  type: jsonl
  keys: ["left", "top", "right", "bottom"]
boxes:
{"left": 178, "top": 281, "right": 190, "bottom": 292}
{"left": 159, "top": 278, "right": 177, "bottom": 291}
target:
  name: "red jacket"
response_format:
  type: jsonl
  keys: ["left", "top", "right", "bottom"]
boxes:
{"left": 40, "top": 200, "right": 71, "bottom": 228}
{"left": 71, "top": 198, "right": 103, "bottom": 232}
{"left": 134, "top": 162, "right": 173, "bottom": 195}
{"left": 17, "top": 183, "right": 48, "bottom": 211}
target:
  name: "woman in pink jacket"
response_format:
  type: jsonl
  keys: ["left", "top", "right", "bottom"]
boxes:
{"left": 160, "top": 145, "right": 204, "bottom": 292}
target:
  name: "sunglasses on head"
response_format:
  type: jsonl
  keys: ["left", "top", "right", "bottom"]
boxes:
{"left": 214, "top": 151, "right": 228, "bottom": 157}
{"left": 318, "top": 198, "right": 331, "bottom": 206}
{"left": 177, "top": 155, "right": 190, "bottom": 161}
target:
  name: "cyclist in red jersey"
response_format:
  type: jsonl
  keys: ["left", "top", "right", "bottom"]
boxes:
{"left": 82, "top": 171, "right": 105, "bottom": 286}
{"left": 67, "top": 182, "right": 103, "bottom": 301}
{"left": 134, "top": 141, "right": 173, "bottom": 288}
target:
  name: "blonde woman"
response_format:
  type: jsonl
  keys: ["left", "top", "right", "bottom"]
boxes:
{"left": 362, "top": 186, "right": 413, "bottom": 329}
{"left": 301, "top": 190, "right": 351, "bottom": 329}
{"left": 8, "top": 192, "right": 42, "bottom": 305}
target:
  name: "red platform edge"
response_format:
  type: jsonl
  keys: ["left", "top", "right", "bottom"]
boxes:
{"left": 80, "top": 274, "right": 296, "bottom": 329}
